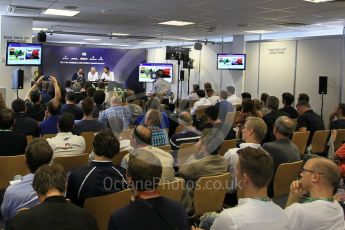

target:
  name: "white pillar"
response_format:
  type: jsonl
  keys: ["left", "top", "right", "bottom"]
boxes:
{"left": 0, "top": 16, "right": 33, "bottom": 106}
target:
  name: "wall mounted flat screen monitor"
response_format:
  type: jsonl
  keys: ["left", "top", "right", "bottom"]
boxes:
{"left": 139, "top": 63, "right": 173, "bottom": 83}
{"left": 217, "top": 54, "right": 246, "bottom": 70}
{"left": 6, "top": 42, "right": 43, "bottom": 66}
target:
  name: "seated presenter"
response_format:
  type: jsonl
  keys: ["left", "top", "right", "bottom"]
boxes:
{"left": 87, "top": 67, "right": 99, "bottom": 81}
{"left": 100, "top": 66, "right": 115, "bottom": 81}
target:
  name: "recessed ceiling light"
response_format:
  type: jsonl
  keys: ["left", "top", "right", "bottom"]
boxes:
{"left": 84, "top": 38, "right": 101, "bottom": 41}
{"left": 245, "top": 30, "right": 273, "bottom": 34}
{"left": 44, "top": 8, "right": 79, "bottom": 16}
{"left": 111, "top": 33, "right": 130, "bottom": 36}
{"left": 159, "top": 20, "right": 195, "bottom": 26}
{"left": 303, "top": 0, "right": 334, "bottom": 2}
{"left": 33, "top": 27, "right": 48, "bottom": 31}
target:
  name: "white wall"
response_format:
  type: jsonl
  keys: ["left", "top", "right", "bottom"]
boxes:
{"left": 0, "top": 16, "right": 33, "bottom": 106}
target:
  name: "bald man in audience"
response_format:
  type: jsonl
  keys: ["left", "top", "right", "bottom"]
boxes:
{"left": 121, "top": 125, "right": 175, "bottom": 182}
{"left": 98, "top": 95, "right": 131, "bottom": 129}
{"left": 285, "top": 157, "right": 345, "bottom": 230}
{"left": 224, "top": 117, "right": 267, "bottom": 192}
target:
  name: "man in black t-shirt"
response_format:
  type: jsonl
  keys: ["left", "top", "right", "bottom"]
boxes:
{"left": 108, "top": 148, "right": 189, "bottom": 230}
{"left": 279, "top": 92, "right": 298, "bottom": 119}
{"left": 329, "top": 103, "right": 345, "bottom": 141}
{"left": 296, "top": 100, "right": 325, "bottom": 146}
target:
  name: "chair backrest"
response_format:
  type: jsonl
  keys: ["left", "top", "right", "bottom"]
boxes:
{"left": 334, "top": 129, "right": 345, "bottom": 151}
{"left": 177, "top": 142, "right": 196, "bottom": 167}
{"left": 157, "top": 145, "right": 171, "bottom": 153}
{"left": 84, "top": 189, "right": 131, "bottom": 230}
{"left": 291, "top": 131, "right": 310, "bottom": 155}
{"left": 194, "top": 173, "right": 231, "bottom": 216}
{"left": 311, "top": 130, "right": 330, "bottom": 153}
{"left": 119, "top": 129, "right": 132, "bottom": 140}
{"left": 26, "top": 135, "right": 34, "bottom": 144}
{"left": 224, "top": 112, "right": 236, "bottom": 126}
{"left": 112, "top": 150, "right": 130, "bottom": 167}
{"left": 42, "top": 133, "right": 56, "bottom": 140}
{"left": 156, "top": 178, "right": 185, "bottom": 202}
{"left": 218, "top": 139, "right": 237, "bottom": 156}
{"left": 53, "top": 153, "right": 89, "bottom": 173}
{"left": 273, "top": 160, "right": 304, "bottom": 197}
{"left": 175, "top": 125, "right": 184, "bottom": 134}
{"left": 195, "top": 105, "right": 210, "bottom": 119}
{"left": 80, "top": 132, "right": 97, "bottom": 154}
{"left": 0, "top": 155, "right": 29, "bottom": 190}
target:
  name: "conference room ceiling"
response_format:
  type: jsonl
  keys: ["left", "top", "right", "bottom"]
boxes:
{"left": 1, "top": 0, "right": 345, "bottom": 47}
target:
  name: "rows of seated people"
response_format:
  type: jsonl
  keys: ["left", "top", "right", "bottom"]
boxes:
{"left": 0, "top": 76, "right": 345, "bottom": 229}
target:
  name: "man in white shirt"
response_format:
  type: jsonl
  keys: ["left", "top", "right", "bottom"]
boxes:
{"left": 211, "top": 147, "right": 289, "bottom": 230}
{"left": 47, "top": 112, "right": 85, "bottom": 159}
{"left": 226, "top": 85, "right": 241, "bottom": 106}
{"left": 152, "top": 70, "right": 171, "bottom": 96}
{"left": 285, "top": 157, "right": 345, "bottom": 230}
{"left": 206, "top": 88, "right": 220, "bottom": 105}
{"left": 101, "top": 66, "right": 115, "bottom": 81}
{"left": 87, "top": 67, "right": 99, "bottom": 81}
{"left": 224, "top": 117, "right": 267, "bottom": 192}
{"left": 191, "top": 89, "right": 211, "bottom": 115}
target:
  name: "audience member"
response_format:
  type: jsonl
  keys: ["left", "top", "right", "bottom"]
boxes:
{"left": 144, "top": 109, "right": 169, "bottom": 147}
{"left": 92, "top": 90, "right": 106, "bottom": 118}
{"left": 296, "top": 100, "right": 325, "bottom": 146}
{"left": 108, "top": 149, "right": 189, "bottom": 230}
{"left": 191, "top": 89, "right": 211, "bottom": 115}
{"left": 215, "top": 90, "right": 234, "bottom": 122}
{"left": 125, "top": 90, "right": 142, "bottom": 125}
{"left": 40, "top": 81, "right": 52, "bottom": 104}
{"left": 66, "top": 129, "right": 127, "bottom": 207}
{"left": 170, "top": 112, "right": 200, "bottom": 150}
{"left": 226, "top": 86, "right": 241, "bottom": 106}
{"left": 73, "top": 97, "right": 107, "bottom": 135}
{"left": 72, "top": 82, "right": 85, "bottom": 103}
{"left": 253, "top": 99, "right": 264, "bottom": 118}
{"left": 121, "top": 125, "right": 175, "bottom": 182}
{"left": 11, "top": 98, "right": 39, "bottom": 137}
{"left": 241, "top": 92, "right": 251, "bottom": 100}
{"left": 262, "top": 116, "right": 301, "bottom": 197}
{"left": 7, "top": 164, "right": 98, "bottom": 230}
{"left": 179, "top": 128, "right": 228, "bottom": 214}
{"left": 0, "top": 108, "right": 27, "bottom": 156}
{"left": 260, "top": 93, "right": 270, "bottom": 115}
{"left": 99, "top": 95, "right": 131, "bottom": 129}
{"left": 152, "top": 70, "right": 171, "bottom": 98}
{"left": 298, "top": 93, "right": 309, "bottom": 103}
{"left": 2, "top": 139, "right": 53, "bottom": 221}
{"left": 61, "top": 91, "right": 83, "bottom": 120}
{"left": 285, "top": 157, "right": 345, "bottom": 230}
{"left": 224, "top": 117, "right": 267, "bottom": 192}
{"left": 135, "top": 97, "right": 169, "bottom": 129}
{"left": 47, "top": 112, "right": 85, "bottom": 158}
{"left": 262, "top": 96, "right": 288, "bottom": 143}
{"left": 204, "top": 82, "right": 212, "bottom": 91}
{"left": 64, "top": 80, "right": 73, "bottom": 92}
{"left": 329, "top": 103, "right": 345, "bottom": 141}
{"left": 211, "top": 147, "right": 289, "bottom": 230}
{"left": 234, "top": 98, "right": 258, "bottom": 140}
{"left": 188, "top": 84, "right": 200, "bottom": 100}
{"left": 206, "top": 88, "right": 219, "bottom": 105}
{"left": 280, "top": 92, "right": 298, "bottom": 119}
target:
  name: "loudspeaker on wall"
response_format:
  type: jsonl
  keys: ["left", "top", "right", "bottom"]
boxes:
{"left": 180, "top": 70, "right": 185, "bottom": 81}
{"left": 12, "top": 69, "right": 24, "bottom": 89}
{"left": 319, "top": 76, "right": 327, "bottom": 94}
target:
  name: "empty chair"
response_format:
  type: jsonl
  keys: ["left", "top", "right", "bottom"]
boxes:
{"left": 334, "top": 129, "right": 345, "bottom": 151}
{"left": 273, "top": 160, "right": 304, "bottom": 198}
{"left": 156, "top": 178, "right": 185, "bottom": 202}
{"left": 84, "top": 189, "right": 131, "bottom": 230}
{"left": 193, "top": 173, "right": 231, "bottom": 216}
{"left": 177, "top": 142, "right": 196, "bottom": 167}
{"left": 119, "top": 129, "right": 132, "bottom": 140}
{"left": 0, "top": 155, "right": 29, "bottom": 190}
{"left": 311, "top": 130, "right": 330, "bottom": 154}
{"left": 291, "top": 131, "right": 310, "bottom": 155}
{"left": 80, "top": 132, "right": 96, "bottom": 154}
{"left": 53, "top": 153, "right": 89, "bottom": 173}
{"left": 218, "top": 139, "right": 237, "bottom": 156}
{"left": 157, "top": 145, "right": 171, "bottom": 153}
{"left": 112, "top": 150, "right": 130, "bottom": 167}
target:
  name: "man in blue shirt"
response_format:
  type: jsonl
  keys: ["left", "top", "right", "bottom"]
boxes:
{"left": 1, "top": 139, "right": 53, "bottom": 221}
